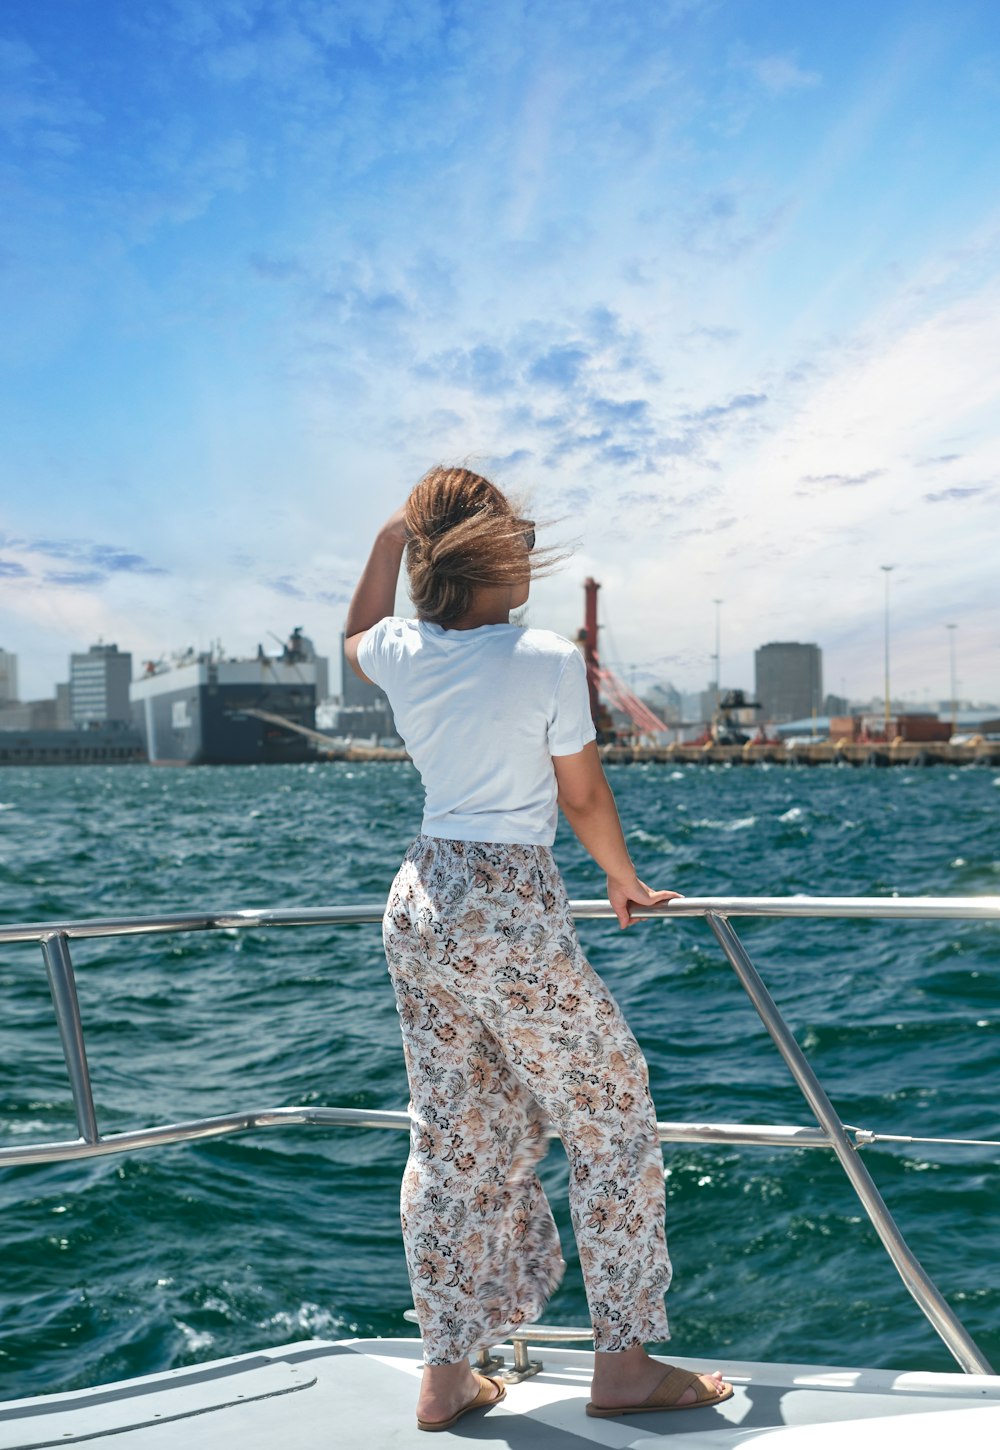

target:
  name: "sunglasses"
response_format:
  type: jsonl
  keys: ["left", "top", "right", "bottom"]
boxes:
{"left": 520, "top": 521, "right": 535, "bottom": 552}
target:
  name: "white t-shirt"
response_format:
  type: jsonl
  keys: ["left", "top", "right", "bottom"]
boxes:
{"left": 358, "top": 617, "right": 596, "bottom": 845}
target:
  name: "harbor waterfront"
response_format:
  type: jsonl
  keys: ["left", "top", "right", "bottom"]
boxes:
{"left": 0, "top": 762, "right": 998, "bottom": 1402}
{"left": 3, "top": 735, "right": 1000, "bottom": 768}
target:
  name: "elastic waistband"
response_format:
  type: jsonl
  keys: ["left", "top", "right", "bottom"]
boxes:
{"left": 412, "top": 834, "right": 553, "bottom": 857}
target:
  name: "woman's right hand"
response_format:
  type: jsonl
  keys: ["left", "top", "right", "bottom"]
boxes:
{"left": 380, "top": 505, "right": 409, "bottom": 544}
{"left": 607, "top": 873, "right": 683, "bottom": 930}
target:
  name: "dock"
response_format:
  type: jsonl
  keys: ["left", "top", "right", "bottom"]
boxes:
{"left": 597, "top": 740, "right": 1000, "bottom": 767}
{"left": 313, "top": 740, "right": 1000, "bottom": 767}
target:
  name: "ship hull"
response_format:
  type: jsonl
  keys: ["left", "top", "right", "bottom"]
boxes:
{"left": 131, "top": 662, "right": 318, "bottom": 766}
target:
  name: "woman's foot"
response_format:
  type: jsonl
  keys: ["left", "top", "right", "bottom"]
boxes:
{"left": 589, "top": 1344, "right": 728, "bottom": 1411}
{"left": 416, "top": 1360, "right": 504, "bottom": 1429}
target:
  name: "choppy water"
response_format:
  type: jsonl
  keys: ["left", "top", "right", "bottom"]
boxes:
{"left": 0, "top": 762, "right": 998, "bottom": 1401}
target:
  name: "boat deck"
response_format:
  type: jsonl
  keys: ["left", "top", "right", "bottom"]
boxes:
{"left": 3, "top": 1338, "right": 1000, "bottom": 1449}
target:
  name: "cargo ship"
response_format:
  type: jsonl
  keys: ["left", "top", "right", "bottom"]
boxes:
{"left": 130, "top": 628, "right": 325, "bottom": 765}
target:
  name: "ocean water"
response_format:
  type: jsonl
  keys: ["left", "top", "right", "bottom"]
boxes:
{"left": 0, "top": 761, "right": 998, "bottom": 1401}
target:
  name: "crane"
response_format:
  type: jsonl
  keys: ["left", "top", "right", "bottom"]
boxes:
{"left": 576, "top": 578, "right": 668, "bottom": 742}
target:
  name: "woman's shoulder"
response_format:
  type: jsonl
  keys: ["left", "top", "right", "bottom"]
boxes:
{"left": 369, "top": 615, "right": 419, "bottom": 641}
{"left": 514, "top": 627, "right": 580, "bottom": 662}
{"left": 360, "top": 616, "right": 421, "bottom": 662}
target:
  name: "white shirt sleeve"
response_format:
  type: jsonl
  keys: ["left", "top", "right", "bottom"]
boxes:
{"left": 547, "top": 647, "right": 597, "bottom": 756}
{"left": 356, "top": 617, "right": 392, "bottom": 688}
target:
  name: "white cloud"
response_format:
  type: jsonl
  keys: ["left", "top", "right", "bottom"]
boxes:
{"left": 752, "top": 54, "right": 821, "bottom": 96}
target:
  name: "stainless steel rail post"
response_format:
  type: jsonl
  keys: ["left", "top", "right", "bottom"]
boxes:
{"left": 41, "top": 932, "right": 99, "bottom": 1145}
{"left": 705, "top": 911, "right": 993, "bottom": 1376}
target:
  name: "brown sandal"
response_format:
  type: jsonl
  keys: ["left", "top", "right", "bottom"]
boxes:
{"left": 417, "top": 1372, "right": 506, "bottom": 1432}
{"left": 586, "top": 1365, "right": 734, "bottom": 1417}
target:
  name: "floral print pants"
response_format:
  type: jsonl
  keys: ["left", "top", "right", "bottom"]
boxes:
{"left": 383, "top": 835, "right": 672, "bottom": 1365}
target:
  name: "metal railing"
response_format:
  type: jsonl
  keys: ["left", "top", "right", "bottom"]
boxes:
{"left": 1, "top": 896, "right": 998, "bottom": 1377}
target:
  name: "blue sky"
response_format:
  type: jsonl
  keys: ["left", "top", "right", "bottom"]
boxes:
{"left": 1, "top": 0, "right": 998, "bottom": 706}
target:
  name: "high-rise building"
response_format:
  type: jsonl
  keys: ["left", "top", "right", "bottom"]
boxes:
{"left": 70, "top": 643, "right": 133, "bottom": 724}
{"left": 755, "top": 642, "right": 823, "bottom": 724}
{"left": 55, "top": 682, "right": 72, "bottom": 729}
{"left": 0, "top": 648, "right": 18, "bottom": 706}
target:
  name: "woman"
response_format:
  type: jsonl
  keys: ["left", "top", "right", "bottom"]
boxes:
{"left": 345, "top": 465, "right": 731, "bottom": 1431}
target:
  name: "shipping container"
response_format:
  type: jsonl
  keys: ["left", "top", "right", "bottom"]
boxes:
{"left": 895, "top": 715, "right": 951, "bottom": 742}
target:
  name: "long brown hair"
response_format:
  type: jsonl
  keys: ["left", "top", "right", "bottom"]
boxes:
{"left": 404, "top": 465, "right": 555, "bottom": 625}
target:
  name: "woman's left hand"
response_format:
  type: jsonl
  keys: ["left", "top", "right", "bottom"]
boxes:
{"left": 607, "top": 873, "right": 683, "bottom": 929}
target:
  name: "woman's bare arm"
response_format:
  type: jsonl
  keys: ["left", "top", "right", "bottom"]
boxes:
{"left": 553, "top": 741, "right": 681, "bottom": 928}
{"left": 343, "top": 508, "right": 408, "bottom": 682}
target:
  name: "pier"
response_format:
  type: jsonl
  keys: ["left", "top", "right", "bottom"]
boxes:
{"left": 315, "top": 739, "right": 1000, "bottom": 767}
{"left": 598, "top": 740, "right": 1000, "bottom": 767}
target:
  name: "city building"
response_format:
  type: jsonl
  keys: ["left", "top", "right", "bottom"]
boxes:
{"left": 755, "top": 642, "right": 823, "bottom": 724}
{"left": 678, "top": 689, "right": 702, "bottom": 725}
{"left": 0, "top": 698, "right": 59, "bottom": 729}
{"left": 0, "top": 648, "right": 17, "bottom": 706}
{"left": 0, "top": 725, "right": 145, "bottom": 765}
{"left": 647, "top": 681, "right": 682, "bottom": 723}
{"left": 70, "top": 643, "right": 133, "bottom": 724}
{"left": 55, "top": 682, "right": 72, "bottom": 729}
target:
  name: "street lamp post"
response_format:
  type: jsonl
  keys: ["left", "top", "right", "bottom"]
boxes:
{"left": 712, "top": 598, "right": 723, "bottom": 719}
{"left": 946, "top": 623, "right": 958, "bottom": 736}
{"left": 880, "top": 565, "right": 894, "bottom": 740}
